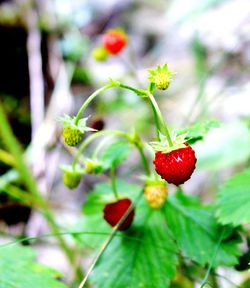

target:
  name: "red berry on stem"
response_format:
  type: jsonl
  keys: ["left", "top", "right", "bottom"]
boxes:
{"left": 103, "top": 198, "right": 134, "bottom": 231}
{"left": 102, "top": 29, "right": 127, "bottom": 55}
{"left": 153, "top": 144, "right": 196, "bottom": 186}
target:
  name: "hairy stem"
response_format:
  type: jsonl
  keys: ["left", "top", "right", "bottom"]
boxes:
{"left": 147, "top": 92, "right": 173, "bottom": 146}
{"left": 110, "top": 165, "right": 119, "bottom": 199}
{"left": 75, "top": 84, "right": 114, "bottom": 125}
{"left": 72, "top": 130, "right": 129, "bottom": 169}
{"left": 136, "top": 144, "right": 151, "bottom": 175}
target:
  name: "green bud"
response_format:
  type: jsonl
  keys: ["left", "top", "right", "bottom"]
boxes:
{"left": 85, "top": 159, "right": 103, "bottom": 174}
{"left": 148, "top": 64, "right": 174, "bottom": 91}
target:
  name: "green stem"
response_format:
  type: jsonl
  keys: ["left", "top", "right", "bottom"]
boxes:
{"left": 74, "top": 83, "right": 114, "bottom": 125}
{"left": 118, "top": 83, "right": 144, "bottom": 95}
{"left": 92, "top": 137, "right": 111, "bottom": 159}
{"left": 110, "top": 165, "right": 119, "bottom": 199}
{"left": 0, "top": 103, "right": 83, "bottom": 281}
{"left": 147, "top": 91, "right": 173, "bottom": 146}
{"left": 72, "top": 129, "right": 150, "bottom": 176}
{"left": 72, "top": 130, "right": 129, "bottom": 169}
{"left": 150, "top": 101, "right": 161, "bottom": 140}
{"left": 114, "top": 82, "right": 171, "bottom": 144}
{"left": 136, "top": 144, "right": 150, "bottom": 176}
{"left": 200, "top": 228, "right": 226, "bottom": 288}
{"left": 92, "top": 133, "right": 150, "bottom": 176}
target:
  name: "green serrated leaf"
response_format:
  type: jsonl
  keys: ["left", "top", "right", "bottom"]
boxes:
{"left": 177, "top": 119, "right": 219, "bottom": 144}
{"left": 216, "top": 168, "right": 250, "bottom": 226}
{"left": 100, "top": 140, "right": 130, "bottom": 169}
{"left": 74, "top": 179, "right": 178, "bottom": 287}
{"left": 0, "top": 245, "right": 67, "bottom": 288}
{"left": 90, "top": 202, "right": 178, "bottom": 288}
{"left": 164, "top": 191, "right": 242, "bottom": 267}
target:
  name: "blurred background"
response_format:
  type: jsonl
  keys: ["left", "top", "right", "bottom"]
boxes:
{"left": 0, "top": 0, "right": 250, "bottom": 287}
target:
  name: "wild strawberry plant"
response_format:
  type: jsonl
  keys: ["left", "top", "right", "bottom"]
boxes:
{"left": 57, "top": 60, "right": 246, "bottom": 288}
{"left": 0, "top": 28, "right": 250, "bottom": 288}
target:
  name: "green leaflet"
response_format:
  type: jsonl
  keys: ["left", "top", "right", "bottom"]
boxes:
{"left": 100, "top": 140, "right": 130, "bottom": 170}
{"left": 90, "top": 202, "right": 178, "bottom": 288}
{"left": 216, "top": 167, "right": 250, "bottom": 226}
{"left": 0, "top": 245, "right": 67, "bottom": 288}
{"left": 76, "top": 180, "right": 178, "bottom": 287}
{"left": 75, "top": 181, "right": 242, "bottom": 288}
{"left": 164, "top": 191, "right": 242, "bottom": 267}
{"left": 177, "top": 119, "right": 220, "bottom": 144}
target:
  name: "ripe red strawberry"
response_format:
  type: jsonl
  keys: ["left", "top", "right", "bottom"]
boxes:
{"left": 153, "top": 144, "right": 196, "bottom": 185}
{"left": 103, "top": 198, "right": 134, "bottom": 231}
{"left": 102, "top": 29, "right": 127, "bottom": 55}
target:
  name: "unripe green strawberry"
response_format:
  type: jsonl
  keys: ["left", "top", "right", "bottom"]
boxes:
{"left": 148, "top": 64, "right": 174, "bottom": 91}
{"left": 63, "top": 171, "right": 81, "bottom": 189}
{"left": 63, "top": 126, "right": 83, "bottom": 147}
{"left": 61, "top": 165, "right": 83, "bottom": 189}
{"left": 59, "top": 115, "right": 95, "bottom": 147}
{"left": 92, "top": 47, "right": 109, "bottom": 61}
{"left": 154, "top": 73, "right": 170, "bottom": 90}
{"left": 144, "top": 183, "right": 168, "bottom": 209}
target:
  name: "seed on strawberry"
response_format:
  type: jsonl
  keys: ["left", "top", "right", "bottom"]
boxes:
{"left": 153, "top": 143, "right": 196, "bottom": 186}
{"left": 103, "top": 198, "right": 134, "bottom": 231}
{"left": 144, "top": 184, "right": 168, "bottom": 209}
{"left": 102, "top": 29, "right": 127, "bottom": 55}
{"left": 63, "top": 126, "right": 83, "bottom": 147}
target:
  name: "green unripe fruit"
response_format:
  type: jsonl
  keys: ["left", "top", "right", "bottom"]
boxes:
{"left": 92, "top": 47, "right": 109, "bottom": 62}
{"left": 63, "top": 126, "right": 83, "bottom": 147}
{"left": 154, "top": 73, "right": 170, "bottom": 90}
{"left": 62, "top": 169, "right": 82, "bottom": 189}
{"left": 144, "top": 184, "right": 168, "bottom": 209}
{"left": 148, "top": 64, "right": 174, "bottom": 91}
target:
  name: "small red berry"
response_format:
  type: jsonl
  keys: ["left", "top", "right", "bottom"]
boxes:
{"left": 102, "top": 29, "right": 127, "bottom": 55}
{"left": 153, "top": 144, "right": 196, "bottom": 186}
{"left": 103, "top": 198, "right": 134, "bottom": 231}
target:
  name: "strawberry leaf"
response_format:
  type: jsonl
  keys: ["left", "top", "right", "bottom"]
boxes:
{"left": 90, "top": 202, "right": 178, "bottom": 288}
{"left": 100, "top": 140, "right": 130, "bottom": 169}
{"left": 216, "top": 168, "right": 250, "bottom": 226}
{"left": 177, "top": 119, "right": 219, "bottom": 144}
{"left": 75, "top": 180, "right": 178, "bottom": 287}
{"left": 164, "top": 191, "right": 242, "bottom": 267}
{"left": 0, "top": 245, "right": 67, "bottom": 288}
